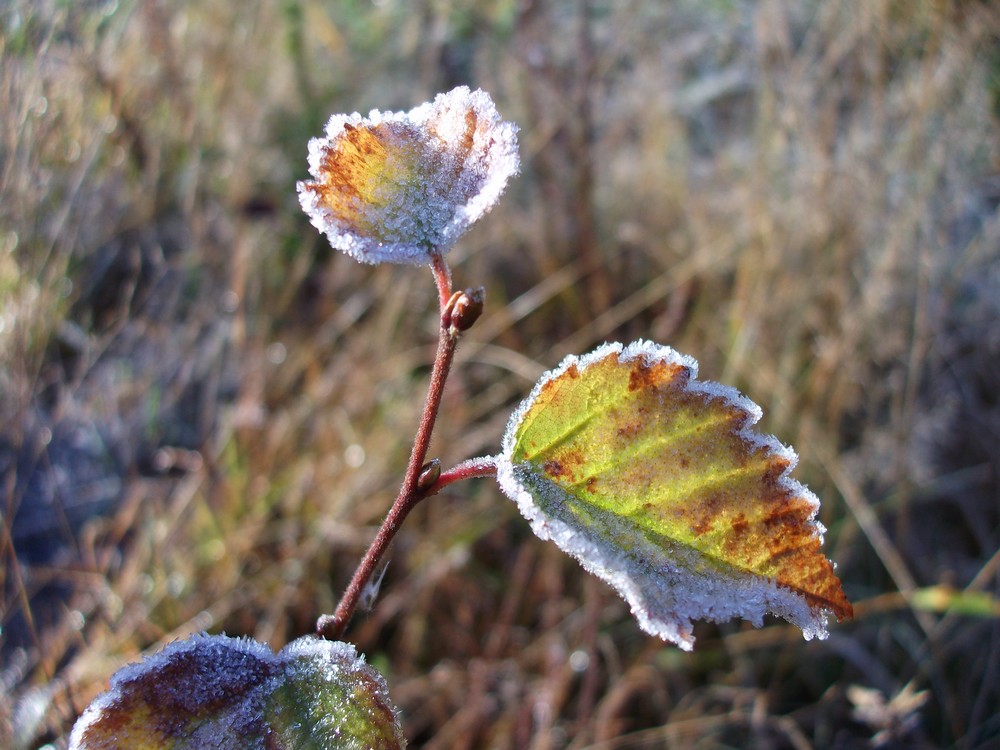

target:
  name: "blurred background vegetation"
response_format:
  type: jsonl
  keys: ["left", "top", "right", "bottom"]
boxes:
{"left": 2, "top": 0, "right": 999, "bottom": 747}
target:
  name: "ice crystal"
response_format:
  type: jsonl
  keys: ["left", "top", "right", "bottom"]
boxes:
{"left": 298, "top": 86, "right": 519, "bottom": 265}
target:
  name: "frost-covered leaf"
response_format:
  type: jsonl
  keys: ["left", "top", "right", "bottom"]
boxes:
{"left": 496, "top": 341, "right": 852, "bottom": 650}
{"left": 298, "top": 86, "right": 519, "bottom": 265}
{"left": 267, "top": 638, "right": 404, "bottom": 749}
{"left": 69, "top": 634, "right": 405, "bottom": 749}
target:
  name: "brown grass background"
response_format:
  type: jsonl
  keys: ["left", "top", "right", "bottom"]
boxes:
{"left": 3, "top": 1, "right": 1000, "bottom": 747}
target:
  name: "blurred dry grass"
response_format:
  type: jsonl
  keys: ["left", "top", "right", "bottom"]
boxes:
{"left": 2, "top": 0, "right": 1000, "bottom": 747}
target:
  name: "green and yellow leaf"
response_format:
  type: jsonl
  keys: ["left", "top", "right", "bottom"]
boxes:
{"left": 69, "top": 634, "right": 405, "bottom": 749}
{"left": 496, "top": 341, "right": 852, "bottom": 650}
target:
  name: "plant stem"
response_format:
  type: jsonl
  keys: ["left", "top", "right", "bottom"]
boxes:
{"left": 431, "top": 251, "right": 452, "bottom": 311}
{"left": 427, "top": 456, "right": 498, "bottom": 495}
{"left": 317, "top": 254, "right": 459, "bottom": 640}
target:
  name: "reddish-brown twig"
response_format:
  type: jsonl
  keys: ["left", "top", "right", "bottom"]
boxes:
{"left": 318, "top": 253, "right": 486, "bottom": 640}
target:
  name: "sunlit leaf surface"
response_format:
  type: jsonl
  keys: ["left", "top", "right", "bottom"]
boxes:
{"left": 298, "top": 86, "right": 519, "bottom": 265}
{"left": 496, "top": 341, "right": 852, "bottom": 650}
{"left": 69, "top": 634, "right": 405, "bottom": 749}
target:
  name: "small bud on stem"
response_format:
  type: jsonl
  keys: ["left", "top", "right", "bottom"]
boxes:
{"left": 416, "top": 459, "right": 442, "bottom": 492}
{"left": 443, "top": 287, "right": 485, "bottom": 335}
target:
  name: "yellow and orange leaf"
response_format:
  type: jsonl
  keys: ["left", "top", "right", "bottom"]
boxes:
{"left": 298, "top": 86, "right": 519, "bottom": 265}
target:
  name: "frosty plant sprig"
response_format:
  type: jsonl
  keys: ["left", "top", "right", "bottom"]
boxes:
{"left": 70, "top": 87, "right": 851, "bottom": 749}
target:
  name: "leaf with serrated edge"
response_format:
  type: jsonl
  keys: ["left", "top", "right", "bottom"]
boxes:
{"left": 69, "top": 634, "right": 405, "bottom": 749}
{"left": 495, "top": 340, "right": 852, "bottom": 650}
